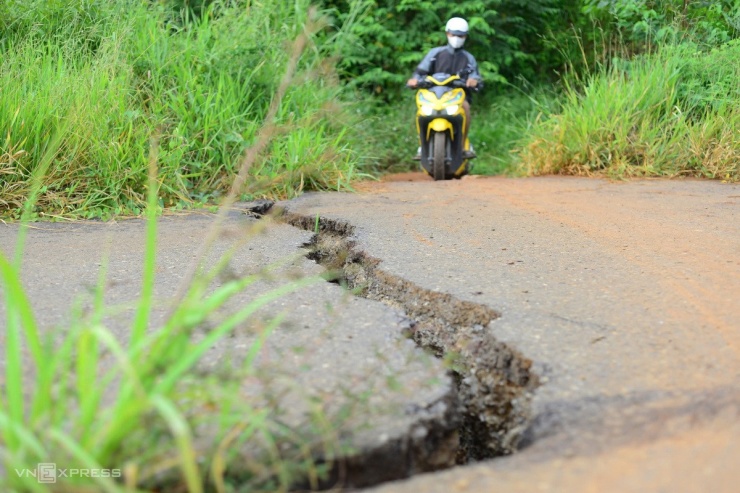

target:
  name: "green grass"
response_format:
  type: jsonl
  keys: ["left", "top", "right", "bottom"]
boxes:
{"left": 469, "top": 88, "right": 558, "bottom": 176}
{"left": 0, "top": 6, "right": 362, "bottom": 490}
{"left": 0, "top": 0, "right": 367, "bottom": 221}
{"left": 0, "top": 194, "right": 329, "bottom": 492}
{"left": 0, "top": 112, "right": 352, "bottom": 493}
{"left": 515, "top": 41, "right": 740, "bottom": 180}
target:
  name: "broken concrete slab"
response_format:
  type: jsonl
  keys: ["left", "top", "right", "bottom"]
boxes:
{"left": 276, "top": 207, "right": 539, "bottom": 462}
{"left": 0, "top": 212, "right": 458, "bottom": 488}
{"left": 281, "top": 176, "right": 740, "bottom": 493}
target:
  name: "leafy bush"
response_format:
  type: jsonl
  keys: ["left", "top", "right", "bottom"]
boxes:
{"left": 672, "top": 40, "right": 740, "bottom": 114}
{"left": 582, "top": 0, "right": 740, "bottom": 46}
{"left": 317, "top": 0, "right": 740, "bottom": 97}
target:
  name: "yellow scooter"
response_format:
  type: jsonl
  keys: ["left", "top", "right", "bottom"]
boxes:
{"left": 412, "top": 73, "right": 475, "bottom": 180}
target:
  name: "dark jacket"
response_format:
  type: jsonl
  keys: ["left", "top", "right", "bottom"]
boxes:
{"left": 412, "top": 44, "right": 482, "bottom": 84}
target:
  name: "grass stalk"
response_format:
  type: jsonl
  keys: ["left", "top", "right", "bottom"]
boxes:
{"left": 151, "top": 396, "right": 203, "bottom": 493}
{"left": 130, "top": 135, "right": 161, "bottom": 345}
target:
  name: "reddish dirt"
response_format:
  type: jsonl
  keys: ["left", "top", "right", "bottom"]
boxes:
{"left": 355, "top": 173, "right": 740, "bottom": 357}
{"left": 292, "top": 174, "right": 740, "bottom": 493}
{"left": 379, "top": 171, "right": 433, "bottom": 182}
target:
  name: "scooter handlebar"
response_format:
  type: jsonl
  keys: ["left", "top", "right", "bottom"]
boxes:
{"left": 408, "top": 79, "right": 472, "bottom": 90}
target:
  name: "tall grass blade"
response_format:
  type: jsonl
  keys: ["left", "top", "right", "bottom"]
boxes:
{"left": 210, "top": 408, "right": 270, "bottom": 493}
{"left": 131, "top": 135, "right": 160, "bottom": 345}
{"left": 151, "top": 395, "right": 203, "bottom": 493}
{"left": 1, "top": 128, "right": 65, "bottom": 449}
{"left": 12, "top": 129, "right": 66, "bottom": 263}
{"left": 156, "top": 278, "right": 318, "bottom": 393}
{"left": 49, "top": 428, "right": 121, "bottom": 493}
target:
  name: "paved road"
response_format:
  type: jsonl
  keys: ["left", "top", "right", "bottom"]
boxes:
{"left": 285, "top": 174, "right": 740, "bottom": 493}
{"left": 0, "top": 212, "right": 458, "bottom": 487}
{"left": 2, "top": 175, "right": 738, "bottom": 492}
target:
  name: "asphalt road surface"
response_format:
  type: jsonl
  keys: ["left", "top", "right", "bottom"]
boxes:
{"left": 286, "top": 174, "right": 740, "bottom": 493}
{"left": 1, "top": 174, "right": 738, "bottom": 492}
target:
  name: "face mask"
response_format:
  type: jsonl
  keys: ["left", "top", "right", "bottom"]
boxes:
{"left": 448, "top": 35, "right": 466, "bottom": 49}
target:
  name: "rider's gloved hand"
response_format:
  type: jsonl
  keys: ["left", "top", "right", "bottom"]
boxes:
{"left": 407, "top": 78, "right": 418, "bottom": 88}
{"left": 466, "top": 78, "right": 478, "bottom": 88}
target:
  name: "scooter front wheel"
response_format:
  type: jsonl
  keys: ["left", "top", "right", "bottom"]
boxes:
{"left": 432, "top": 132, "right": 446, "bottom": 181}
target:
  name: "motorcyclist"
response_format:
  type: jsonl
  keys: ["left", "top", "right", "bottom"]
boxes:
{"left": 407, "top": 17, "right": 482, "bottom": 159}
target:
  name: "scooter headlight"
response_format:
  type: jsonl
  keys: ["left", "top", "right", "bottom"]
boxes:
{"left": 420, "top": 105, "right": 434, "bottom": 116}
{"left": 445, "top": 92, "right": 463, "bottom": 104}
{"left": 445, "top": 105, "right": 459, "bottom": 115}
{"left": 418, "top": 92, "right": 434, "bottom": 104}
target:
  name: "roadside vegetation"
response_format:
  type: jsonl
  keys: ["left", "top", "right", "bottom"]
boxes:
{"left": 1, "top": 157, "right": 331, "bottom": 492}
{"left": 0, "top": 0, "right": 365, "bottom": 220}
{"left": 327, "top": 0, "right": 740, "bottom": 181}
{"left": 2, "top": 1, "right": 739, "bottom": 221}
{"left": 2, "top": 20, "right": 360, "bottom": 490}
{"left": 519, "top": 41, "right": 740, "bottom": 179}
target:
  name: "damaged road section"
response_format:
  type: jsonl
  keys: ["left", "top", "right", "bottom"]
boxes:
{"left": 0, "top": 212, "right": 462, "bottom": 491}
{"left": 272, "top": 207, "right": 540, "bottom": 462}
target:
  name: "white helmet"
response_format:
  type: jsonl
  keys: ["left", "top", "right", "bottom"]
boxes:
{"left": 445, "top": 17, "right": 469, "bottom": 36}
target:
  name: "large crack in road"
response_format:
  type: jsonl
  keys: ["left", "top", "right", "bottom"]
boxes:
{"left": 267, "top": 176, "right": 740, "bottom": 493}
{"left": 261, "top": 205, "right": 540, "bottom": 487}
{"left": 2, "top": 176, "right": 737, "bottom": 492}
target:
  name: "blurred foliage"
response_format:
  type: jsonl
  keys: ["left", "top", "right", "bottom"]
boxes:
{"left": 583, "top": 0, "right": 740, "bottom": 46}
{"left": 318, "top": 0, "right": 740, "bottom": 98}
{"left": 319, "top": 0, "right": 572, "bottom": 97}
